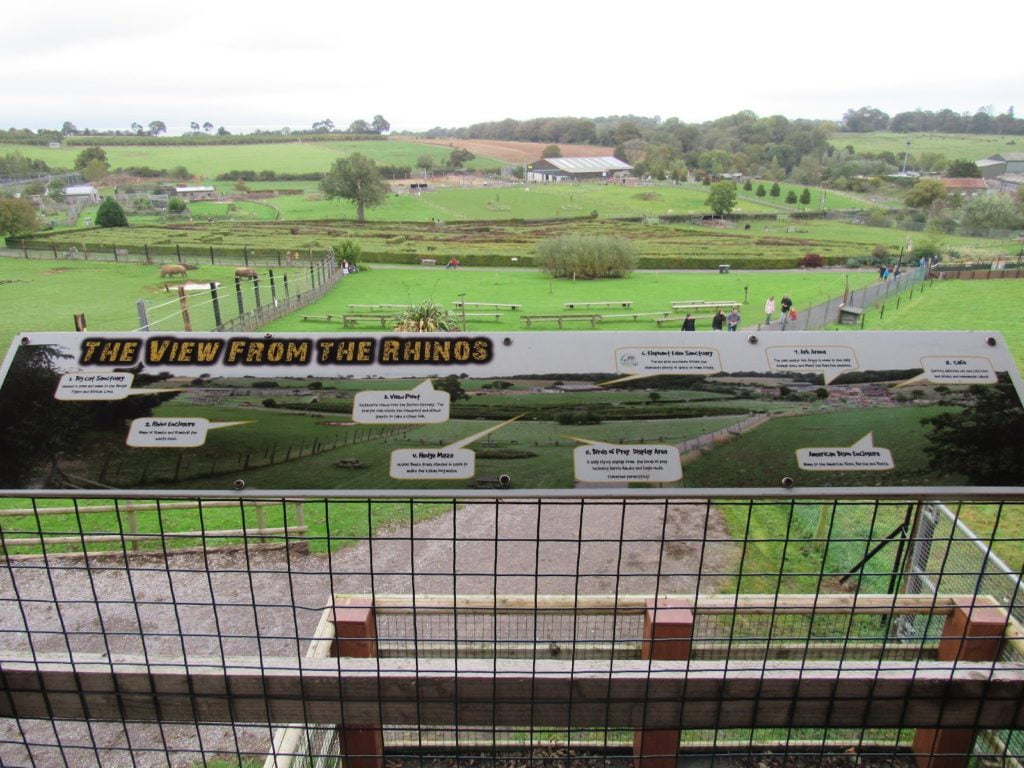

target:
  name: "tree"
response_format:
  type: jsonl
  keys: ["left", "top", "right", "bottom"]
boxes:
{"left": 840, "top": 106, "right": 890, "bottom": 132}
{"left": 904, "top": 179, "right": 948, "bottom": 209}
{"left": 705, "top": 181, "right": 738, "bottom": 216}
{"left": 167, "top": 196, "right": 187, "bottom": 213}
{"left": 190, "top": 121, "right": 200, "bottom": 133}
{"left": 535, "top": 235, "right": 637, "bottom": 279}
{"left": 371, "top": 115, "right": 390, "bottom": 134}
{"left": 81, "top": 158, "right": 109, "bottom": 183}
{"left": 541, "top": 144, "right": 562, "bottom": 158}
{"left": 769, "top": 182, "right": 781, "bottom": 198}
{"left": 131, "top": 122, "right": 143, "bottom": 134}
{"left": 0, "top": 198, "right": 41, "bottom": 236}
{"left": 946, "top": 159, "right": 982, "bottom": 178}
{"left": 961, "top": 193, "right": 1022, "bottom": 234}
{"left": 148, "top": 120, "right": 167, "bottom": 136}
{"left": 448, "top": 148, "right": 475, "bottom": 169}
{"left": 392, "top": 301, "right": 461, "bottom": 332}
{"left": 311, "top": 118, "right": 335, "bottom": 133}
{"left": 320, "top": 152, "right": 390, "bottom": 222}
{"left": 416, "top": 154, "right": 435, "bottom": 172}
{"left": 203, "top": 121, "right": 214, "bottom": 133}
{"left": 60, "top": 121, "right": 78, "bottom": 136}
{"left": 433, "top": 374, "right": 468, "bottom": 401}
{"left": 743, "top": 179, "right": 753, "bottom": 191}
{"left": 755, "top": 184, "right": 767, "bottom": 197}
{"left": 348, "top": 119, "right": 371, "bottom": 133}
{"left": 922, "top": 380, "right": 1024, "bottom": 484}
{"left": 785, "top": 190, "right": 798, "bottom": 204}
{"left": 74, "top": 146, "right": 107, "bottom": 170}
{"left": 216, "top": 126, "right": 231, "bottom": 136}
{"left": 95, "top": 197, "right": 128, "bottom": 227}
{"left": 799, "top": 188, "right": 812, "bottom": 205}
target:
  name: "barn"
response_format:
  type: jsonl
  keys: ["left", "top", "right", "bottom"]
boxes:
{"left": 526, "top": 156, "right": 633, "bottom": 183}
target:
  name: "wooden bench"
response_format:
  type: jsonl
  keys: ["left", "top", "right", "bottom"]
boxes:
{"left": 597, "top": 311, "right": 673, "bottom": 322}
{"left": 521, "top": 314, "right": 600, "bottom": 328}
{"left": 461, "top": 312, "right": 503, "bottom": 321}
{"left": 347, "top": 304, "right": 410, "bottom": 311}
{"left": 342, "top": 314, "right": 393, "bottom": 328}
{"left": 301, "top": 314, "right": 342, "bottom": 322}
{"left": 655, "top": 313, "right": 719, "bottom": 327}
{"left": 670, "top": 301, "right": 739, "bottom": 311}
{"left": 420, "top": 258, "right": 437, "bottom": 266}
{"left": 453, "top": 301, "right": 522, "bottom": 311}
{"left": 564, "top": 300, "right": 633, "bottom": 309}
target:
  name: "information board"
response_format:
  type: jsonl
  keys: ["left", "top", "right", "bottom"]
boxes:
{"left": 1, "top": 331, "right": 1022, "bottom": 495}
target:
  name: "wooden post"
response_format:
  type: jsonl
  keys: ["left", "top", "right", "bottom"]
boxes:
{"left": 177, "top": 286, "right": 193, "bottom": 331}
{"left": 210, "top": 283, "right": 223, "bottom": 328}
{"left": 633, "top": 599, "right": 693, "bottom": 768}
{"left": 913, "top": 599, "right": 1008, "bottom": 768}
{"left": 332, "top": 599, "right": 383, "bottom": 768}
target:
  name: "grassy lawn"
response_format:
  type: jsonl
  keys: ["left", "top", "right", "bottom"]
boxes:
{"left": 830, "top": 278, "right": 1024, "bottom": 370}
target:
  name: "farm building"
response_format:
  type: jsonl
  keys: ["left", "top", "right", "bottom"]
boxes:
{"left": 939, "top": 177, "right": 989, "bottom": 198}
{"left": 62, "top": 185, "right": 100, "bottom": 204}
{"left": 526, "top": 156, "right": 633, "bottom": 183}
{"left": 977, "top": 153, "right": 1024, "bottom": 179}
{"left": 174, "top": 185, "right": 217, "bottom": 201}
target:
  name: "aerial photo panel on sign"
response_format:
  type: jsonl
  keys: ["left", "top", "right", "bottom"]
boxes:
{"left": 1, "top": 331, "right": 1022, "bottom": 496}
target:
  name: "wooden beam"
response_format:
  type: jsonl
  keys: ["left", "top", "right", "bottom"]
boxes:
{"left": 3, "top": 654, "right": 1024, "bottom": 731}
{"left": 335, "top": 593, "right": 991, "bottom": 616}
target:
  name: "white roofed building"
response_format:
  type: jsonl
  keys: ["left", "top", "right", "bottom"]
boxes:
{"left": 63, "top": 185, "right": 100, "bottom": 203}
{"left": 526, "top": 156, "right": 633, "bottom": 183}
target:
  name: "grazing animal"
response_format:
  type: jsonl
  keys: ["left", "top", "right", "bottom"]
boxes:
{"left": 160, "top": 264, "right": 187, "bottom": 278}
{"left": 235, "top": 267, "right": 257, "bottom": 279}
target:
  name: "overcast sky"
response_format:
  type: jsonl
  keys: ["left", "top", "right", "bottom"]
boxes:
{"left": 4, "top": 0, "right": 1021, "bottom": 135}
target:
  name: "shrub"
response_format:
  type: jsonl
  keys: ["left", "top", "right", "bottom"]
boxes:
{"left": 798, "top": 253, "right": 825, "bottom": 268}
{"left": 167, "top": 196, "right": 187, "bottom": 213}
{"left": 94, "top": 197, "right": 128, "bottom": 228}
{"left": 535, "top": 235, "right": 637, "bottom": 279}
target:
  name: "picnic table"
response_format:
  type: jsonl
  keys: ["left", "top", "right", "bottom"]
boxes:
{"left": 461, "top": 312, "right": 503, "bottom": 321}
{"left": 301, "top": 313, "right": 343, "bottom": 322}
{"left": 564, "top": 300, "right": 633, "bottom": 309}
{"left": 348, "top": 303, "right": 410, "bottom": 311}
{"left": 520, "top": 314, "right": 601, "bottom": 328}
{"left": 453, "top": 301, "right": 522, "bottom": 311}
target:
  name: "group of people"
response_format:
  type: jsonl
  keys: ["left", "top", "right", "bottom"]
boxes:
{"left": 681, "top": 306, "right": 741, "bottom": 332}
{"left": 763, "top": 295, "right": 795, "bottom": 329}
{"left": 878, "top": 264, "right": 901, "bottom": 280}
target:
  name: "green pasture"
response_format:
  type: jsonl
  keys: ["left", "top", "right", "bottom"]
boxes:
{"left": 0, "top": 257, "right": 312, "bottom": 354}
{"left": 832, "top": 279, "right": 1024, "bottom": 370}
{"left": 0, "top": 138, "right": 500, "bottom": 178}
{"left": 263, "top": 266, "right": 878, "bottom": 334}
{"left": 836, "top": 132, "right": 1020, "bottom": 162}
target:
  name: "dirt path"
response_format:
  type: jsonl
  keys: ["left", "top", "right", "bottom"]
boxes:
{"left": 0, "top": 499, "right": 737, "bottom": 767}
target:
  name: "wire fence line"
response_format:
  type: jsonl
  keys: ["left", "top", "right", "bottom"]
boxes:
{"left": 135, "top": 254, "right": 340, "bottom": 333}
{"left": 3, "top": 242, "right": 331, "bottom": 269}
{"left": 2, "top": 494, "right": 1024, "bottom": 768}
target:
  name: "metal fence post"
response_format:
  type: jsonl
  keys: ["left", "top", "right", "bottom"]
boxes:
{"left": 235, "top": 276, "right": 245, "bottom": 317}
{"left": 136, "top": 299, "right": 150, "bottom": 331}
{"left": 210, "top": 283, "right": 223, "bottom": 328}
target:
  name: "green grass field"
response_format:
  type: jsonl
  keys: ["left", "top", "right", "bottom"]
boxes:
{"left": 836, "top": 132, "right": 1020, "bottom": 162}
{"left": 0, "top": 138, "right": 501, "bottom": 178}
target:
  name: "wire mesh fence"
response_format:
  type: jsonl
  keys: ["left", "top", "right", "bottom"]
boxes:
{"left": 1, "top": 494, "right": 1023, "bottom": 768}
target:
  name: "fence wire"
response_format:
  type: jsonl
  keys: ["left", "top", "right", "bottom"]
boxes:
{"left": 0, "top": 495, "right": 1022, "bottom": 768}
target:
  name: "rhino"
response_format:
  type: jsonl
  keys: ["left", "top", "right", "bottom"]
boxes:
{"left": 160, "top": 264, "right": 187, "bottom": 278}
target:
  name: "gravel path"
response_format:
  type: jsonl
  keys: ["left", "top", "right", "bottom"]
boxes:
{"left": 1, "top": 499, "right": 737, "bottom": 767}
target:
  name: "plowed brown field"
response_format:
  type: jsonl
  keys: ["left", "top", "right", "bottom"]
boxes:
{"left": 405, "top": 137, "right": 614, "bottom": 164}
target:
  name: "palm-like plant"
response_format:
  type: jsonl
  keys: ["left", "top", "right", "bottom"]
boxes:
{"left": 391, "top": 300, "right": 461, "bottom": 332}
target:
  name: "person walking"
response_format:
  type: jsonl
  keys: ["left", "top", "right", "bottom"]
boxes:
{"left": 780, "top": 295, "right": 793, "bottom": 330}
{"left": 681, "top": 314, "right": 696, "bottom": 331}
{"left": 764, "top": 296, "right": 775, "bottom": 325}
{"left": 711, "top": 310, "right": 726, "bottom": 331}
{"left": 727, "top": 306, "right": 740, "bottom": 332}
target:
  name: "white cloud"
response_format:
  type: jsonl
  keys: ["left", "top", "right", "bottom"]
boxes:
{"left": 3, "top": 0, "right": 1021, "bottom": 133}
